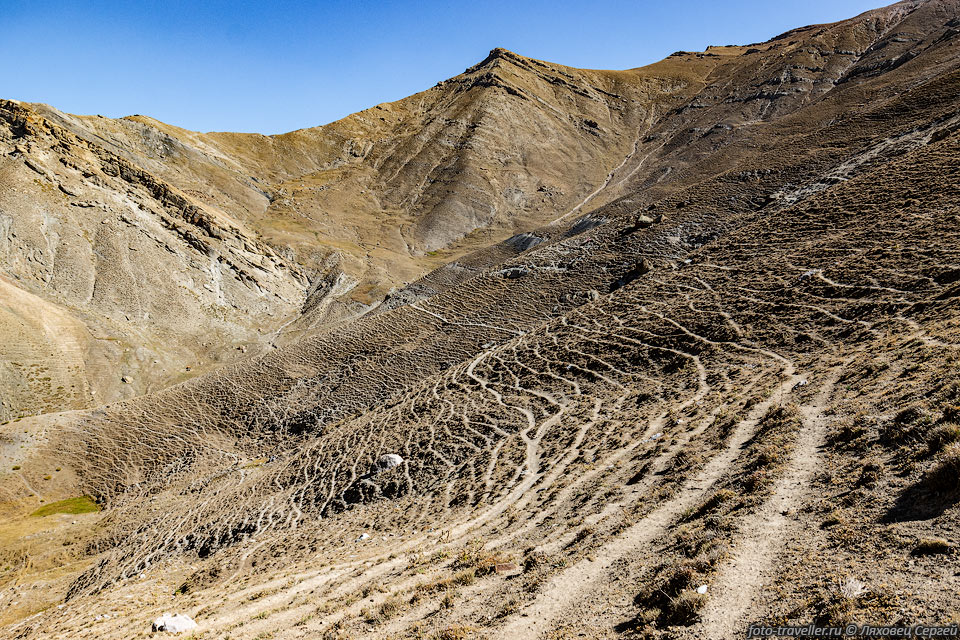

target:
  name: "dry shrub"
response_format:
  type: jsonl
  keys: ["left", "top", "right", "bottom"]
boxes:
{"left": 453, "top": 540, "right": 510, "bottom": 576}
{"left": 634, "top": 562, "right": 708, "bottom": 628}
{"left": 755, "top": 446, "right": 782, "bottom": 467}
{"left": 856, "top": 459, "right": 883, "bottom": 488}
{"left": 926, "top": 423, "right": 960, "bottom": 455}
{"left": 743, "top": 469, "right": 772, "bottom": 493}
{"left": 522, "top": 550, "right": 550, "bottom": 572}
{"left": 881, "top": 404, "right": 933, "bottom": 447}
{"left": 828, "top": 421, "right": 869, "bottom": 449}
{"left": 362, "top": 594, "right": 403, "bottom": 624}
{"left": 896, "top": 404, "right": 925, "bottom": 425}
{"left": 942, "top": 405, "right": 960, "bottom": 423}
{"left": 821, "top": 509, "right": 846, "bottom": 529}
{"left": 413, "top": 568, "right": 476, "bottom": 602}
{"left": 912, "top": 538, "right": 953, "bottom": 556}
{"left": 432, "top": 626, "right": 476, "bottom": 640}
{"left": 668, "top": 589, "right": 708, "bottom": 624}
{"left": 925, "top": 443, "right": 960, "bottom": 493}
{"left": 691, "top": 489, "right": 736, "bottom": 519}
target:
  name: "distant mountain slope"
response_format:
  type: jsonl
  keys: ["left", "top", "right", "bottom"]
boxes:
{"left": 0, "top": 47, "right": 704, "bottom": 418}
{"left": 5, "top": 0, "right": 939, "bottom": 418}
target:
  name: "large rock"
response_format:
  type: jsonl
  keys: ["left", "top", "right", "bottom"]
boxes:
{"left": 370, "top": 454, "right": 404, "bottom": 474}
{"left": 151, "top": 613, "right": 197, "bottom": 633}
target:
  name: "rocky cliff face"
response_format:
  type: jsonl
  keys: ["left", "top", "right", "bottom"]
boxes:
{"left": 0, "top": 100, "right": 312, "bottom": 417}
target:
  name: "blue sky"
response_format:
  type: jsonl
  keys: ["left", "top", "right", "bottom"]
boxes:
{"left": 3, "top": 0, "right": 883, "bottom": 134}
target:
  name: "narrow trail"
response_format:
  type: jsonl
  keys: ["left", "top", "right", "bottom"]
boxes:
{"left": 550, "top": 111, "right": 653, "bottom": 226}
{"left": 694, "top": 359, "right": 849, "bottom": 639}
{"left": 15, "top": 472, "right": 43, "bottom": 504}
{"left": 499, "top": 358, "right": 801, "bottom": 639}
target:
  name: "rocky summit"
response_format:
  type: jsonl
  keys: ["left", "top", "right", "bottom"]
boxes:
{"left": 2, "top": 1, "right": 960, "bottom": 638}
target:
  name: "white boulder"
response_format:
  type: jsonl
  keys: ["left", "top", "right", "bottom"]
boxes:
{"left": 152, "top": 613, "right": 197, "bottom": 633}
{"left": 370, "top": 453, "right": 404, "bottom": 474}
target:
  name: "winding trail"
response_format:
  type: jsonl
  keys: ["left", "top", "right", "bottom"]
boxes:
{"left": 499, "top": 358, "right": 801, "bottom": 638}
{"left": 694, "top": 359, "right": 848, "bottom": 639}
{"left": 550, "top": 111, "right": 654, "bottom": 226}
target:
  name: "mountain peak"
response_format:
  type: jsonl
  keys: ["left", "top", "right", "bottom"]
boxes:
{"left": 466, "top": 47, "right": 528, "bottom": 73}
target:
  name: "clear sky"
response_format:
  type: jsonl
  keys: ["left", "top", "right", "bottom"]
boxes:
{"left": 3, "top": 0, "right": 885, "bottom": 134}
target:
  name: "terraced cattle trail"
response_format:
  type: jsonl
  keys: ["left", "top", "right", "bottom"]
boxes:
{"left": 5, "top": 2, "right": 960, "bottom": 638}
{"left": 694, "top": 360, "right": 848, "bottom": 639}
{"left": 498, "top": 351, "right": 800, "bottom": 638}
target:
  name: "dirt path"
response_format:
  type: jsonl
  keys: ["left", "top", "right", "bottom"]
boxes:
{"left": 550, "top": 110, "right": 653, "bottom": 226}
{"left": 693, "top": 361, "right": 848, "bottom": 638}
{"left": 498, "top": 360, "right": 801, "bottom": 639}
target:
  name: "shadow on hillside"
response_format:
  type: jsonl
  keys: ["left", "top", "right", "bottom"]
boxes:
{"left": 883, "top": 480, "right": 959, "bottom": 523}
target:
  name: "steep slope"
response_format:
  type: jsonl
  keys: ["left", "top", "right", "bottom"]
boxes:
{"left": 2, "top": 0, "right": 960, "bottom": 638}
{"left": 0, "top": 101, "right": 311, "bottom": 417}
{"left": 0, "top": 49, "right": 706, "bottom": 419}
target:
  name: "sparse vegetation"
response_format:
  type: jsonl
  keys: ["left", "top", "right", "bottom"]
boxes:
{"left": 821, "top": 509, "right": 846, "bottom": 529}
{"left": 633, "top": 562, "right": 708, "bottom": 629}
{"left": 927, "top": 423, "right": 960, "bottom": 455}
{"left": 362, "top": 594, "right": 403, "bottom": 624}
{"left": 451, "top": 539, "right": 511, "bottom": 576}
{"left": 29, "top": 495, "right": 99, "bottom": 517}
{"left": 431, "top": 626, "right": 476, "bottom": 640}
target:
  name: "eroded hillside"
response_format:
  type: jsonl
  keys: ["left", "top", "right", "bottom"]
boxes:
{"left": 2, "top": 1, "right": 960, "bottom": 638}
{"left": 1, "top": 44, "right": 717, "bottom": 418}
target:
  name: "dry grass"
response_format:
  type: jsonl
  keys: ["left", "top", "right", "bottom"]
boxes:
{"left": 412, "top": 568, "right": 477, "bottom": 601}
{"left": 926, "top": 423, "right": 960, "bottom": 455}
{"left": 633, "top": 562, "right": 709, "bottom": 629}
{"left": 925, "top": 443, "right": 960, "bottom": 493}
{"left": 431, "top": 626, "right": 477, "bottom": 640}
{"left": 912, "top": 538, "right": 953, "bottom": 556}
{"left": 362, "top": 594, "right": 403, "bottom": 624}
{"left": 451, "top": 540, "right": 511, "bottom": 576}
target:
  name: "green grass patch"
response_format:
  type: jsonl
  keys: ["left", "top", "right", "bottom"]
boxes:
{"left": 30, "top": 496, "right": 100, "bottom": 517}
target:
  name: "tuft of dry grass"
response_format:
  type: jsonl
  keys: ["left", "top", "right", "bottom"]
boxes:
{"left": 431, "top": 625, "right": 476, "bottom": 640}
{"left": 821, "top": 509, "right": 846, "bottom": 529}
{"left": 667, "top": 589, "right": 708, "bottom": 624}
{"left": 912, "top": 538, "right": 953, "bottom": 556}
{"left": 412, "top": 568, "right": 477, "bottom": 603}
{"left": 926, "top": 423, "right": 960, "bottom": 455}
{"left": 633, "top": 562, "right": 709, "bottom": 628}
{"left": 924, "top": 443, "right": 960, "bottom": 493}
{"left": 685, "top": 488, "right": 737, "bottom": 521}
{"left": 362, "top": 594, "right": 403, "bottom": 625}
{"left": 856, "top": 459, "right": 883, "bottom": 488}
{"left": 440, "top": 590, "right": 457, "bottom": 610}
{"left": 452, "top": 539, "right": 511, "bottom": 576}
